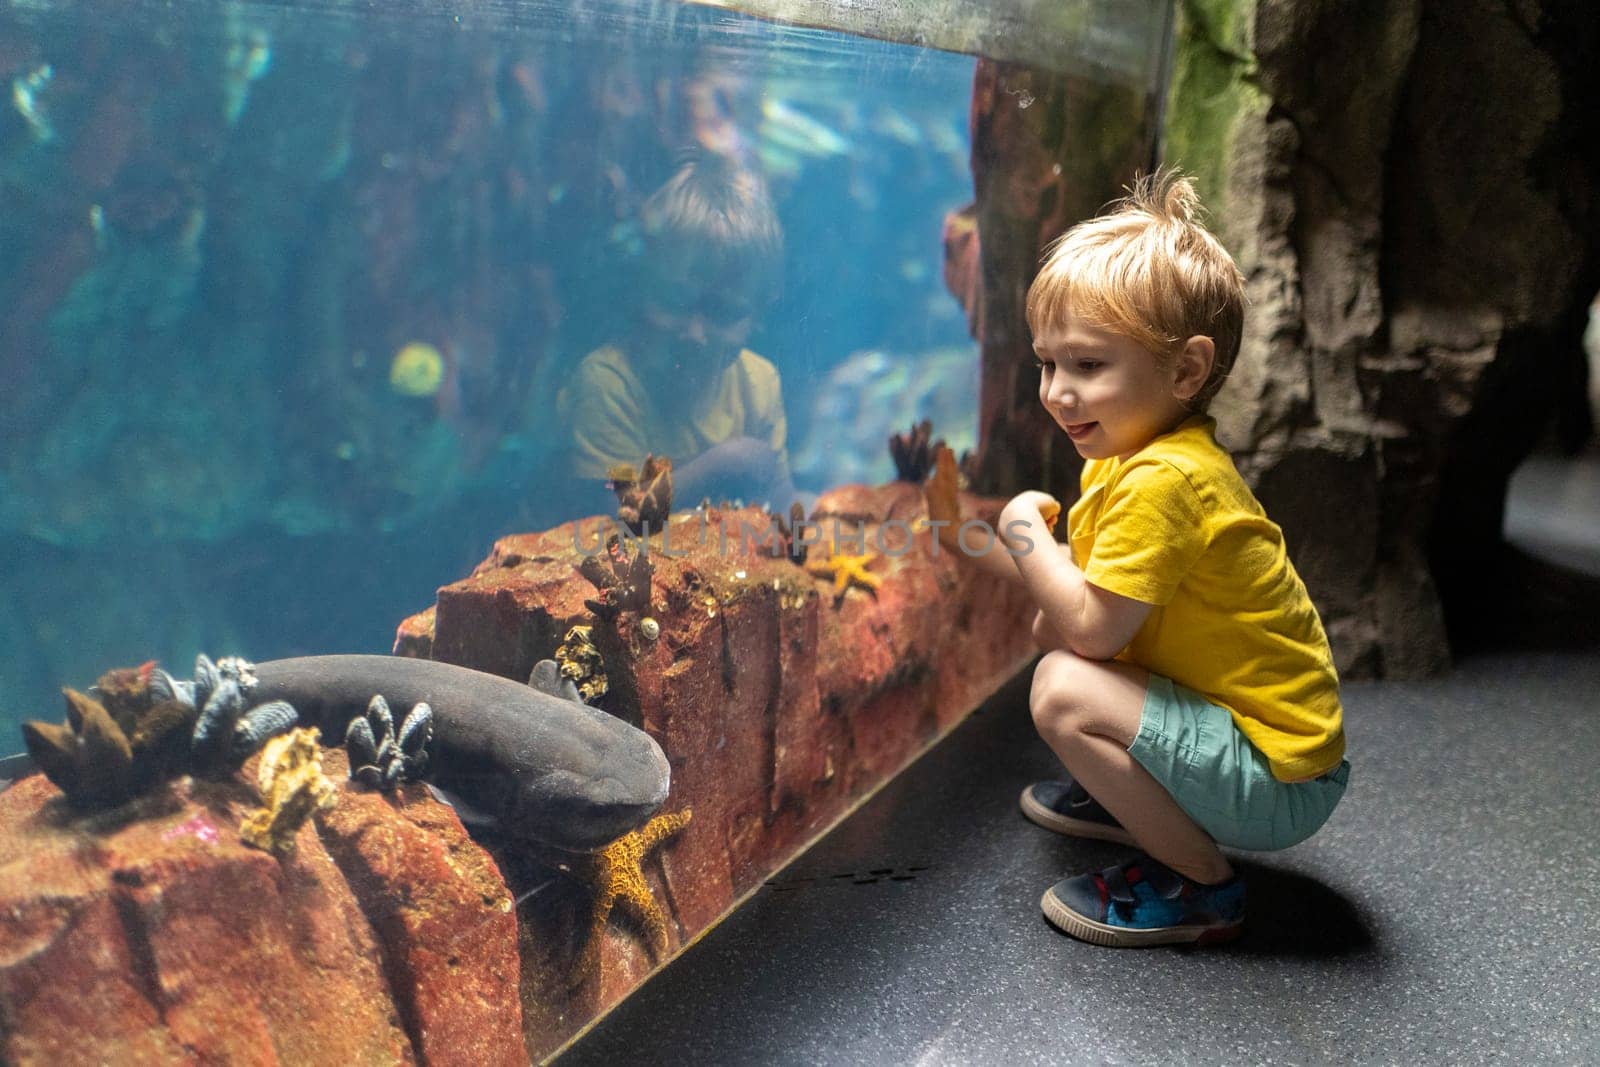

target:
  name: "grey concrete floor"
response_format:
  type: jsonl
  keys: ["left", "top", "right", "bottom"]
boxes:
{"left": 566, "top": 652, "right": 1600, "bottom": 1065}
{"left": 566, "top": 452, "right": 1600, "bottom": 1065}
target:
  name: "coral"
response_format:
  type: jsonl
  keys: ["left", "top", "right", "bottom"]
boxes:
{"left": 805, "top": 546, "right": 882, "bottom": 596}
{"left": 22, "top": 665, "right": 187, "bottom": 810}
{"left": 345, "top": 694, "right": 433, "bottom": 790}
{"left": 161, "top": 811, "right": 222, "bottom": 845}
{"left": 20, "top": 654, "right": 302, "bottom": 811}
{"left": 21, "top": 688, "right": 139, "bottom": 810}
{"left": 570, "top": 808, "right": 692, "bottom": 985}
{"left": 555, "top": 625, "right": 608, "bottom": 703}
{"left": 921, "top": 443, "right": 965, "bottom": 554}
{"left": 608, "top": 454, "right": 674, "bottom": 536}
{"left": 90, "top": 660, "right": 160, "bottom": 727}
{"left": 772, "top": 500, "right": 811, "bottom": 565}
{"left": 888, "top": 418, "right": 947, "bottom": 483}
{"left": 577, "top": 534, "right": 654, "bottom": 622}
{"left": 240, "top": 727, "right": 337, "bottom": 854}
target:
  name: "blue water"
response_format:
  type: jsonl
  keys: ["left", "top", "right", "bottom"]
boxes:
{"left": 0, "top": 0, "right": 978, "bottom": 740}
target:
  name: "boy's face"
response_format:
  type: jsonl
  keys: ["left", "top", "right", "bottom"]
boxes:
{"left": 643, "top": 280, "right": 756, "bottom": 368}
{"left": 642, "top": 250, "right": 762, "bottom": 373}
{"left": 1032, "top": 313, "right": 1194, "bottom": 461}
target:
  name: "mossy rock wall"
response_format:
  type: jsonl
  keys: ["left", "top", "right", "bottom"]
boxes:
{"left": 965, "top": 0, "right": 1598, "bottom": 676}
{"left": 1155, "top": 0, "right": 1600, "bottom": 675}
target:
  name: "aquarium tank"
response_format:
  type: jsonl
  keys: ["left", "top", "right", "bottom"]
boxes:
{"left": 0, "top": 0, "right": 1172, "bottom": 1060}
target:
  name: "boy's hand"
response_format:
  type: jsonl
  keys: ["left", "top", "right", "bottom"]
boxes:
{"left": 710, "top": 435, "right": 781, "bottom": 482}
{"left": 1002, "top": 490, "right": 1061, "bottom": 533}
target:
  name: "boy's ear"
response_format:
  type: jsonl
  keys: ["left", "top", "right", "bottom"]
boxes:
{"left": 1172, "top": 335, "right": 1215, "bottom": 402}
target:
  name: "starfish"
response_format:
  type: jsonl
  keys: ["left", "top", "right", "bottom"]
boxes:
{"left": 570, "top": 807, "right": 692, "bottom": 984}
{"left": 806, "top": 548, "right": 882, "bottom": 595}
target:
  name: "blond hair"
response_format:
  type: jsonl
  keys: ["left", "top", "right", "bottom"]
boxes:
{"left": 1025, "top": 170, "right": 1245, "bottom": 409}
{"left": 640, "top": 152, "right": 783, "bottom": 301}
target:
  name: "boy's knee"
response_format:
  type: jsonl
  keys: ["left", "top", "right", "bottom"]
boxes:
{"left": 1029, "top": 650, "right": 1095, "bottom": 737}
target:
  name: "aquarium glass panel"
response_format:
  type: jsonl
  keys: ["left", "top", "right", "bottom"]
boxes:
{"left": 0, "top": 0, "right": 991, "bottom": 717}
{"left": 0, "top": 0, "right": 1168, "bottom": 1059}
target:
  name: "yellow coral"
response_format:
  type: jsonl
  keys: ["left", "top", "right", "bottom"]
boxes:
{"left": 556, "top": 624, "right": 608, "bottom": 702}
{"left": 240, "top": 727, "right": 337, "bottom": 854}
{"left": 571, "top": 808, "right": 692, "bottom": 984}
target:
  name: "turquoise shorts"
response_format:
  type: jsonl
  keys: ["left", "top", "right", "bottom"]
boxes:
{"left": 1127, "top": 673, "right": 1350, "bottom": 851}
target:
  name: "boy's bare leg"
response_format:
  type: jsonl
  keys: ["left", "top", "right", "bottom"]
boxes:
{"left": 1029, "top": 650, "right": 1235, "bottom": 885}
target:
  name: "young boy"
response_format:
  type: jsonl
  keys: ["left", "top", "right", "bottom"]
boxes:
{"left": 559, "top": 153, "right": 799, "bottom": 511}
{"left": 973, "top": 171, "right": 1349, "bottom": 947}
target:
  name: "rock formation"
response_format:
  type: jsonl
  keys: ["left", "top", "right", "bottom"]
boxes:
{"left": 0, "top": 749, "right": 524, "bottom": 1066}
{"left": 959, "top": 0, "right": 1600, "bottom": 676}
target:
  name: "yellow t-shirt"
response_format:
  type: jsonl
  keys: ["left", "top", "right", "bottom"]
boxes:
{"left": 558, "top": 344, "right": 790, "bottom": 483}
{"left": 1066, "top": 415, "right": 1345, "bottom": 781}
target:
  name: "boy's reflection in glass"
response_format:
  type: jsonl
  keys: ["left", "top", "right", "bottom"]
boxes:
{"left": 559, "top": 153, "right": 802, "bottom": 517}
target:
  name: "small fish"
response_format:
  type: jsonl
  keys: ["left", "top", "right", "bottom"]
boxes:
{"left": 12, "top": 63, "right": 55, "bottom": 143}
{"left": 756, "top": 143, "right": 803, "bottom": 181}
{"left": 871, "top": 105, "right": 923, "bottom": 146}
{"left": 759, "top": 98, "right": 849, "bottom": 158}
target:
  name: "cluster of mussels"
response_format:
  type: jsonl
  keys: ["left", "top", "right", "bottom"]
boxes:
{"left": 21, "top": 654, "right": 300, "bottom": 811}
{"left": 344, "top": 694, "right": 432, "bottom": 790}
{"left": 151, "top": 656, "right": 299, "bottom": 775}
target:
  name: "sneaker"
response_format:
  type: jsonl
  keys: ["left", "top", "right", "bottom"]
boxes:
{"left": 1041, "top": 854, "right": 1245, "bottom": 947}
{"left": 1019, "top": 778, "right": 1135, "bottom": 846}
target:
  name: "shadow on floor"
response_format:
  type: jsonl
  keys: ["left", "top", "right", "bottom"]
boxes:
{"left": 1222, "top": 858, "right": 1372, "bottom": 957}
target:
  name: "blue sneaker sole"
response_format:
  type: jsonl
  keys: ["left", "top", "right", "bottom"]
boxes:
{"left": 1040, "top": 885, "right": 1244, "bottom": 948}
{"left": 1019, "top": 785, "right": 1136, "bottom": 846}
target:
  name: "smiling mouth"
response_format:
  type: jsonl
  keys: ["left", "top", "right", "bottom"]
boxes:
{"left": 1064, "top": 421, "right": 1097, "bottom": 439}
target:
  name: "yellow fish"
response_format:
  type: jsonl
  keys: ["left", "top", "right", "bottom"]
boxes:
{"left": 389, "top": 341, "right": 445, "bottom": 397}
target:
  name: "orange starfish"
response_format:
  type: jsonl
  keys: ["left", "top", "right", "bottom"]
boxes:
{"left": 806, "top": 548, "right": 882, "bottom": 594}
{"left": 570, "top": 807, "right": 692, "bottom": 984}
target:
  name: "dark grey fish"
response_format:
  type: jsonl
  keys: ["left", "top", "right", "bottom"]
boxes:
{"left": 252, "top": 655, "right": 671, "bottom": 852}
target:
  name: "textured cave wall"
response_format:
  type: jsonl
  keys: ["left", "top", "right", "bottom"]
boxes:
{"left": 1179, "top": 0, "right": 1600, "bottom": 676}
{"left": 972, "top": 0, "right": 1600, "bottom": 678}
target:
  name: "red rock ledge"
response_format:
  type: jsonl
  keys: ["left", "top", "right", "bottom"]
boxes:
{"left": 395, "top": 483, "right": 1035, "bottom": 1059}
{"left": 0, "top": 747, "right": 522, "bottom": 1066}
{"left": 0, "top": 482, "right": 1034, "bottom": 1064}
